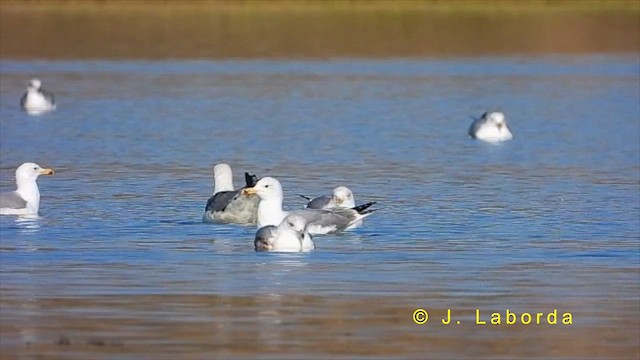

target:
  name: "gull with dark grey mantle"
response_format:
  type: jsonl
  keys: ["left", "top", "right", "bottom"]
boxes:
{"left": 203, "top": 163, "right": 260, "bottom": 225}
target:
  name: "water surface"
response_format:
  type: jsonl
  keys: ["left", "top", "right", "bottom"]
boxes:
{"left": 1, "top": 56, "right": 639, "bottom": 359}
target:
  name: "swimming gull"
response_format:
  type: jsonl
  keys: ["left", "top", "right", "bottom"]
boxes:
{"left": 299, "top": 186, "right": 356, "bottom": 210}
{"left": 243, "top": 177, "right": 377, "bottom": 235}
{"left": 0, "top": 162, "right": 55, "bottom": 216}
{"left": 20, "top": 79, "right": 56, "bottom": 115}
{"left": 298, "top": 186, "right": 366, "bottom": 229}
{"left": 254, "top": 214, "right": 315, "bottom": 252}
{"left": 468, "top": 111, "right": 513, "bottom": 142}
{"left": 202, "top": 163, "right": 260, "bottom": 225}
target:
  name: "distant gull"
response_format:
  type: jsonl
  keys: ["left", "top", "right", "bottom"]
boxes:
{"left": 20, "top": 79, "right": 56, "bottom": 115}
{"left": 468, "top": 111, "right": 513, "bottom": 142}
{"left": 298, "top": 186, "right": 366, "bottom": 229}
{"left": 243, "top": 177, "right": 377, "bottom": 235}
{"left": 254, "top": 214, "right": 315, "bottom": 252}
{"left": 0, "top": 162, "right": 55, "bottom": 216}
{"left": 202, "top": 163, "right": 260, "bottom": 225}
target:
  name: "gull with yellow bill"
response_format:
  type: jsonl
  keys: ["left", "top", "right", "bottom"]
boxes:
{"left": 0, "top": 162, "right": 55, "bottom": 216}
{"left": 243, "top": 177, "right": 377, "bottom": 235}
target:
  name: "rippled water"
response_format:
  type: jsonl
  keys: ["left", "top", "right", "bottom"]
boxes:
{"left": 1, "top": 56, "right": 639, "bottom": 359}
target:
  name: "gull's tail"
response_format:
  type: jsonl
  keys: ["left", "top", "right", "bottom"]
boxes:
{"left": 352, "top": 201, "right": 377, "bottom": 215}
{"left": 296, "top": 194, "right": 313, "bottom": 201}
{"left": 244, "top": 172, "right": 259, "bottom": 187}
{"left": 345, "top": 201, "right": 379, "bottom": 229}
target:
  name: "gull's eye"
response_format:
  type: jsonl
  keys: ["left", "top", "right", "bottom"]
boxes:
{"left": 33, "top": 167, "right": 38, "bottom": 170}
{"left": 265, "top": 184, "right": 270, "bottom": 188}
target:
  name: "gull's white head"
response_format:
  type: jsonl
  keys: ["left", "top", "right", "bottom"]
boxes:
{"left": 213, "top": 163, "right": 233, "bottom": 193}
{"left": 16, "top": 162, "right": 54, "bottom": 186}
{"left": 279, "top": 214, "right": 307, "bottom": 233}
{"left": 486, "top": 112, "right": 507, "bottom": 128}
{"left": 28, "top": 79, "right": 42, "bottom": 91}
{"left": 332, "top": 186, "right": 355, "bottom": 207}
{"left": 243, "top": 177, "right": 283, "bottom": 201}
{"left": 255, "top": 213, "right": 311, "bottom": 252}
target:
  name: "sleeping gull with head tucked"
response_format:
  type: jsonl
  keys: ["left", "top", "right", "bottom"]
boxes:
{"left": 202, "top": 163, "right": 260, "bottom": 225}
{"left": 299, "top": 186, "right": 356, "bottom": 210}
{"left": 20, "top": 79, "right": 56, "bottom": 115}
{"left": 254, "top": 213, "right": 315, "bottom": 252}
{"left": 243, "top": 177, "right": 376, "bottom": 235}
{"left": 0, "top": 162, "right": 55, "bottom": 216}
{"left": 298, "top": 185, "right": 368, "bottom": 229}
{"left": 468, "top": 111, "right": 513, "bottom": 142}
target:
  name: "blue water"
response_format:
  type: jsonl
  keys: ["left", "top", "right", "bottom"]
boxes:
{"left": 0, "top": 56, "right": 639, "bottom": 359}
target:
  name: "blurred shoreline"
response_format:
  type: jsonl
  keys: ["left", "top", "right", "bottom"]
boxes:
{"left": 2, "top": 0, "right": 639, "bottom": 11}
{"left": 1, "top": 0, "right": 639, "bottom": 59}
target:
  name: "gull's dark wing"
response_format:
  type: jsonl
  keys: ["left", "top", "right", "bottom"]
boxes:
{"left": 205, "top": 190, "right": 239, "bottom": 212}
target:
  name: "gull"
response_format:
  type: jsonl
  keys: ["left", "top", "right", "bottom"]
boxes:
{"left": 298, "top": 186, "right": 366, "bottom": 229}
{"left": 20, "top": 79, "right": 56, "bottom": 115}
{"left": 0, "top": 162, "right": 55, "bottom": 216}
{"left": 254, "top": 214, "right": 315, "bottom": 252}
{"left": 468, "top": 111, "right": 513, "bottom": 142}
{"left": 202, "top": 163, "right": 260, "bottom": 225}
{"left": 298, "top": 186, "right": 356, "bottom": 210}
{"left": 243, "top": 177, "right": 376, "bottom": 235}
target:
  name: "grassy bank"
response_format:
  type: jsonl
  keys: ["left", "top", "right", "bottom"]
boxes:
{"left": 1, "top": 0, "right": 638, "bottom": 59}
{"left": 2, "top": 0, "right": 639, "bottom": 13}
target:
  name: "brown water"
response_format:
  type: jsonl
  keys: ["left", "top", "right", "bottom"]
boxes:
{"left": 2, "top": 294, "right": 638, "bottom": 360}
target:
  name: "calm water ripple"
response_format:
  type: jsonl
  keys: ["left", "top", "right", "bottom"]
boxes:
{"left": 1, "top": 55, "right": 639, "bottom": 359}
